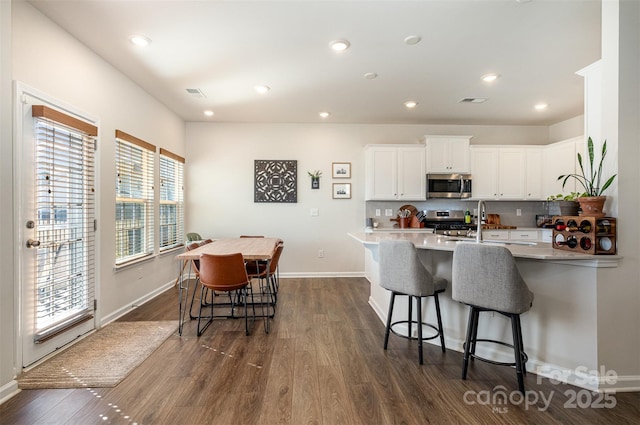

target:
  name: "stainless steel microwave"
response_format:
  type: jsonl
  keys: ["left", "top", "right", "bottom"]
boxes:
{"left": 426, "top": 173, "right": 472, "bottom": 199}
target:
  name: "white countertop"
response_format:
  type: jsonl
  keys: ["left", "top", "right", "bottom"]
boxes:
{"left": 349, "top": 231, "right": 621, "bottom": 267}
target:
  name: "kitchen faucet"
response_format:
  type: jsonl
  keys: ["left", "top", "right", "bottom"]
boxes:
{"left": 476, "top": 199, "right": 485, "bottom": 243}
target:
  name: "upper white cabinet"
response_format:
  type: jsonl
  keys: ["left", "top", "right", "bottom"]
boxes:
{"left": 365, "top": 145, "right": 426, "bottom": 201}
{"left": 524, "top": 147, "right": 543, "bottom": 199}
{"left": 424, "top": 135, "right": 471, "bottom": 173}
{"left": 471, "top": 146, "right": 541, "bottom": 200}
{"left": 542, "top": 137, "right": 584, "bottom": 197}
{"left": 470, "top": 147, "right": 499, "bottom": 199}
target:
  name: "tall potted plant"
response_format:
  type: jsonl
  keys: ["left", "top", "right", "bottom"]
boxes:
{"left": 558, "top": 137, "right": 616, "bottom": 217}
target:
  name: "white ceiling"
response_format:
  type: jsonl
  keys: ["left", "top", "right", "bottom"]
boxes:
{"left": 29, "top": 0, "right": 602, "bottom": 125}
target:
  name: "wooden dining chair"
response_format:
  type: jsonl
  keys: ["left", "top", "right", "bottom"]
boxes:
{"left": 197, "top": 252, "right": 255, "bottom": 336}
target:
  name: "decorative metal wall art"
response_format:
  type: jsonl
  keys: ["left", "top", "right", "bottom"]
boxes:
{"left": 254, "top": 160, "right": 297, "bottom": 203}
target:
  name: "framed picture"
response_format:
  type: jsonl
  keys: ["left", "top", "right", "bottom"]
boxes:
{"left": 332, "top": 183, "right": 351, "bottom": 199}
{"left": 332, "top": 162, "right": 351, "bottom": 178}
{"left": 254, "top": 160, "right": 297, "bottom": 203}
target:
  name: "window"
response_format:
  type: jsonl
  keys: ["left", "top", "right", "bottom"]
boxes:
{"left": 115, "top": 130, "right": 155, "bottom": 265}
{"left": 31, "top": 105, "right": 97, "bottom": 339}
{"left": 159, "top": 148, "right": 184, "bottom": 251}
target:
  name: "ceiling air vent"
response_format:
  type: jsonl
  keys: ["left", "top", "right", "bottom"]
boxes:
{"left": 185, "top": 88, "right": 206, "bottom": 98}
{"left": 459, "top": 97, "right": 488, "bottom": 104}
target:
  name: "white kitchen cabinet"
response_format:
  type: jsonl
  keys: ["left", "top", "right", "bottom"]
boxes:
{"left": 482, "top": 230, "right": 510, "bottom": 240}
{"left": 424, "top": 135, "right": 471, "bottom": 173}
{"left": 470, "top": 147, "right": 498, "bottom": 199}
{"left": 542, "top": 137, "right": 584, "bottom": 197}
{"left": 498, "top": 148, "right": 526, "bottom": 199}
{"left": 365, "top": 145, "right": 426, "bottom": 201}
{"left": 471, "top": 146, "right": 541, "bottom": 200}
{"left": 524, "top": 147, "right": 543, "bottom": 199}
{"left": 509, "top": 230, "right": 539, "bottom": 241}
{"left": 540, "top": 229, "right": 553, "bottom": 243}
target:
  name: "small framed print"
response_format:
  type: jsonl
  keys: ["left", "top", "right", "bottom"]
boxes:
{"left": 332, "top": 183, "right": 351, "bottom": 199}
{"left": 332, "top": 162, "right": 351, "bottom": 178}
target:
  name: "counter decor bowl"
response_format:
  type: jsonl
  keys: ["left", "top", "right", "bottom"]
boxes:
{"left": 557, "top": 137, "right": 616, "bottom": 218}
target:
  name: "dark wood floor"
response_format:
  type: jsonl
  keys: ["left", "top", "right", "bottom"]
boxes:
{"left": 2, "top": 277, "right": 639, "bottom": 424}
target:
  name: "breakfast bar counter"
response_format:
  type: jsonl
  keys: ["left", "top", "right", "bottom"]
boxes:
{"left": 349, "top": 231, "right": 621, "bottom": 267}
{"left": 349, "top": 231, "right": 622, "bottom": 391}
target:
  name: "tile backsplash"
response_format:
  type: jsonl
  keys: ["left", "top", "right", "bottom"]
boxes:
{"left": 366, "top": 199, "right": 551, "bottom": 229}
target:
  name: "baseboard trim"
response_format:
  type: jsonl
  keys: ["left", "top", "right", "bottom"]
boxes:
{"left": 0, "top": 380, "right": 20, "bottom": 405}
{"left": 100, "top": 280, "right": 176, "bottom": 326}
{"left": 280, "top": 272, "right": 365, "bottom": 278}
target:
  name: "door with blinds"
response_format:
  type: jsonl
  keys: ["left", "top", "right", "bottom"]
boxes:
{"left": 18, "top": 88, "right": 97, "bottom": 366}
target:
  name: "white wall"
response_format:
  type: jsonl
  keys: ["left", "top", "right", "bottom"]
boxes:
{"left": 549, "top": 115, "right": 584, "bottom": 142}
{"left": 11, "top": 0, "right": 185, "bottom": 345}
{"left": 595, "top": 0, "right": 640, "bottom": 388}
{"left": 186, "top": 122, "right": 560, "bottom": 276}
{"left": 0, "top": 0, "right": 17, "bottom": 403}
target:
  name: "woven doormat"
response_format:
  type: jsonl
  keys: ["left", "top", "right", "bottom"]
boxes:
{"left": 17, "top": 321, "right": 177, "bottom": 389}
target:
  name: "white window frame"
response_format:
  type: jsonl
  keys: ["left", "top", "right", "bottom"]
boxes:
{"left": 159, "top": 148, "right": 184, "bottom": 251}
{"left": 115, "top": 130, "right": 155, "bottom": 266}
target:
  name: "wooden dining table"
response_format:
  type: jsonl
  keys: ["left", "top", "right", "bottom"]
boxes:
{"left": 175, "top": 237, "right": 282, "bottom": 335}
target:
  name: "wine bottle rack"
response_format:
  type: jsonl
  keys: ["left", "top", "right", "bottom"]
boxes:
{"left": 551, "top": 216, "right": 616, "bottom": 255}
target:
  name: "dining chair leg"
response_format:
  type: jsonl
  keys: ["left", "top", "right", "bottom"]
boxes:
{"left": 197, "top": 287, "right": 214, "bottom": 337}
{"left": 188, "top": 277, "right": 201, "bottom": 320}
{"left": 243, "top": 287, "right": 250, "bottom": 336}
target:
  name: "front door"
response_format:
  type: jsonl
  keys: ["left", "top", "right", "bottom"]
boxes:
{"left": 17, "top": 85, "right": 97, "bottom": 366}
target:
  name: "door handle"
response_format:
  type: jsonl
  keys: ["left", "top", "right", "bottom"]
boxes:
{"left": 26, "top": 239, "right": 41, "bottom": 248}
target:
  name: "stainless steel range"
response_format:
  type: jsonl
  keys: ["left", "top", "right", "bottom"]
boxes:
{"left": 422, "top": 210, "right": 475, "bottom": 236}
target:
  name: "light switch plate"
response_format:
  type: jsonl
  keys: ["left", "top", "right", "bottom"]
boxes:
{"left": 310, "top": 208, "right": 319, "bottom": 216}
{"left": 385, "top": 209, "right": 393, "bottom": 217}
{"left": 375, "top": 209, "right": 381, "bottom": 217}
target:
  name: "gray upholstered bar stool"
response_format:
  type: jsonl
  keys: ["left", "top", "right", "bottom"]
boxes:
{"left": 452, "top": 243, "right": 534, "bottom": 394}
{"left": 379, "top": 240, "right": 447, "bottom": 365}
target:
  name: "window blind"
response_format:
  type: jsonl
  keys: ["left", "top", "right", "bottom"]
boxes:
{"left": 32, "top": 105, "right": 97, "bottom": 341}
{"left": 115, "top": 130, "right": 155, "bottom": 265}
{"left": 159, "top": 148, "right": 185, "bottom": 251}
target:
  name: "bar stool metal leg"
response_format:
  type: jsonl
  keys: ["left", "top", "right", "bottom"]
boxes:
{"left": 434, "top": 292, "right": 446, "bottom": 352}
{"left": 384, "top": 292, "right": 396, "bottom": 350}
{"left": 416, "top": 296, "right": 423, "bottom": 365}
{"left": 462, "top": 306, "right": 477, "bottom": 380}
{"left": 511, "top": 314, "right": 525, "bottom": 394}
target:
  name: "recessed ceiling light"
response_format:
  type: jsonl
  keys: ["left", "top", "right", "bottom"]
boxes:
{"left": 204, "top": 110, "right": 214, "bottom": 117}
{"left": 535, "top": 103, "right": 548, "bottom": 110}
{"left": 481, "top": 73, "right": 500, "bottom": 83}
{"left": 404, "top": 35, "right": 422, "bottom": 45}
{"left": 254, "top": 85, "right": 270, "bottom": 94}
{"left": 319, "top": 111, "right": 331, "bottom": 119}
{"left": 404, "top": 101, "right": 418, "bottom": 109}
{"left": 129, "top": 35, "right": 151, "bottom": 47}
{"left": 329, "top": 39, "right": 350, "bottom": 52}
{"left": 364, "top": 72, "right": 378, "bottom": 80}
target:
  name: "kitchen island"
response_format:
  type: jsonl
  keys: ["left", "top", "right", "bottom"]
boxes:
{"left": 349, "top": 231, "right": 622, "bottom": 391}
